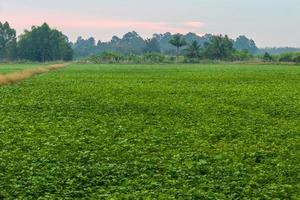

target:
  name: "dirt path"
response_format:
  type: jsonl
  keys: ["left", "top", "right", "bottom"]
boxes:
{"left": 0, "top": 63, "right": 69, "bottom": 86}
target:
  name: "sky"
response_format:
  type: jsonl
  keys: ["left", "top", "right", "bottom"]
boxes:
{"left": 0, "top": 0, "right": 299, "bottom": 47}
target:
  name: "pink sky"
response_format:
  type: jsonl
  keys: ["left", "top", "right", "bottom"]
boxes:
{"left": 1, "top": 0, "right": 299, "bottom": 46}
{"left": 0, "top": 11, "right": 205, "bottom": 41}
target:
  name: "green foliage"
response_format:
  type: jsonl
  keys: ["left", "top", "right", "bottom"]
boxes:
{"left": 233, "top": 49, "right": 253, "bottom": 61}
{"left": 3, "top": 19, "right": 298, "bottom": 64}
{"left": 73, "top": 32, "right": 149, "bottom": 59}
{"left": 82, "top": 49, "right": 300, "bottom": 64}
{"left": 143, "top": 38, "right": 161, "bottom": 53}
{"left": 142, "top": 52, "right": 165, "bottom": 63}
{"left": 0, "top": 22, "right": 17, "bottom": 60}
{"left": 73, "top": 32, "right": 262, "bottom": 58}
{"left": 259, "top": 47, "right": 300, "bottom": 55}
{"left": 0, "top": 63, "right": 299, "bottom": 199}
{"left": 17, "top": 23, "right": 73, "bottom": 62}
{"left": 82, "top": 52, "right": 168, "bottom": 64}
{"left": 263, "top": 52, "right": 273, "bottom": 62}
{"left": 117, "top": 31, "right": 146, "bottom": 55}
{"left": 203, "top": 35, "right": 235, "bottom": 60}
{"left": 278, "top": 53, "right": 294, "bottom": 62}
{"left": 278, "top": 52, "right": 300, "bottom": 63}
{"left": 294, "top": 55, "right": 300, "bottom": 63}
{"left": 73, "top": 37, "right": 98, "bottom": 58}
{"left": 234, "top": 35, "right": 258, "bottom": 54}
{"left": 98, "top": 51, "right": 124, "bottom": 63}
{"left": 185, "top": 41, "right": 202, "bottom": 59}
{"left": 86, "top": 52, "right": 124, "bottom": 64}
{"left": 169, "top": 34, "right": 187, "bottom": 57}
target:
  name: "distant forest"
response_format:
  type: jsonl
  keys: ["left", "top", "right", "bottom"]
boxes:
{"left": 72, "top": 32, "right": 300, "bottom": 59}
{"left": 1, "top": 21, "right": 300, "bottom": 62}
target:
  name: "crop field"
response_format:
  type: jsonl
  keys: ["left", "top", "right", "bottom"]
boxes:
{"left": 0, "top": 63, "right": 299, "bottom": 199}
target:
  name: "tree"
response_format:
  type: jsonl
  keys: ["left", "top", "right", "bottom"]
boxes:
{"left": 144, "top": 38, "right": 161, "bottom": 53}
{"left": 234, "top": 35, "right": 258, "bottom": 54}
{"left": 258, "top": 47, "right": 300, "bottom": 55}
{"left": 117, "top": 31, "right": 146, "bottom": 55}
{"left": 278, "top": 53, "right": 293, "bottom": 62}
{"left": 169, "top": 34, "right": 187, "bottom": 60}
{"left": 233, "top": 49, "right": 253, "bottom": 61}
{"left": 185, "top": 41, "right": 202, "bottom": 59}
{"left": 99, "top": 51, "right": 124, "bottom": 63}
{"left": 294, "top": 54, "right": 300, "bottom": 63}
{"left": 203, "top": 35, "right": 234, "bottom": 60}
{"left": 0, "top": 22, "right": 17, "bottom": 60}
{"left": 263, "top": 52, "right": 273, "bottom": 62}
{"left": 73, "top": 36, "right": 97, "bottom": 58}
{"left": 18, "top": 23, "right": 73, "bottom": 62}
{"left": 278, "top": 52, "right": 300, "bottom": 63}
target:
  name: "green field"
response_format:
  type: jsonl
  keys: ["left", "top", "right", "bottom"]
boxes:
{"left": 0, "top": 64, "right": 299, "bottom": 199}
{"left": 0, "top": 64, "right": 44, "bottom": 74}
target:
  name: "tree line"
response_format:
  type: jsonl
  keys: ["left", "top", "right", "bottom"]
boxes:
{"left": 79, "top": 34, "right": 300, "bottom": 64}
{"left": 72, "top": 32, "right": 259, "bottom": 59}
{"left": 80, "top": 34, "right": 256, "bottom": 64}
{"left": 0, "top": 22, "right": 73, "bottom": 62}
{"left": 72, "top": 32, "right": 300, "bottom": 63}
{"left": 171, "top": 34, "right": 238, "bottom": 61}
{"left": 1, "top": 21, "right": 299, "bottom": 63}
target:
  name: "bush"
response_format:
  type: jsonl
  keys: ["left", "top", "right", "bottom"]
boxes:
{"left": 262, "top": 52, "right": 273, "bottom": 62}
{"left": 278, "top": 53, "right": 294, "bottom": 62}
{"left": 184, "top": 57, "right": 201, "bottom": 63}
{"left": 142, "top": 53, "right": 165, "bottom": 63}
{"left": 125, "top": 55, "right": 139, "bottom": 63}
{"left": 99, "top": 52, "right": 124, "bottom": 63}
{"left": 80, "top": 50, "right": 300, "bottom": 64}
{"left": 81, "top": 52, "right": 172, "bottom": 64}
{"left": 233, "top": 50, "right": 253, "bottom": 61}
{"left": 278, "top": 52, "right": 300, "bottom": 63}
{"left": 293, "top": 55, "right": 300, "bottom": 63}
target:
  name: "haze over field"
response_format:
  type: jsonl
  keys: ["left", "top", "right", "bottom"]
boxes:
{"left": 0, "top": 0, "right": 299, "bottom": 47}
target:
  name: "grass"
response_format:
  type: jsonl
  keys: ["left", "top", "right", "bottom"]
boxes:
{"left": 0, "top": 63, "right": 299, "bottom": 199}
{"left": 0, "top": 64, "right": 45, "bottom": 74}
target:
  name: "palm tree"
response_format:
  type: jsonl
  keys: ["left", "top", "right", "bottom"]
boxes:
{"left": 169, "top": 34, "right": 187, "bottom": 62}
{"left": 185, "top": 41, "right": 201, "bottom": 59}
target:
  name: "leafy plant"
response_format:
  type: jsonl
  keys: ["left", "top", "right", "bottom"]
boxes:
{"left": 0, "top": 63, "right": 299, "bottom": 199}
{"left": 169, "top": 34, "right": 187, "bottom": 61}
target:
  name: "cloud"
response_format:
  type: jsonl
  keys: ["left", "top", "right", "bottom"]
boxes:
{"left": 184, "top": 21, "right": 205, "bottom": 28}
{"left": 0, "top": 11, "right": 205, "bottom": 41}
